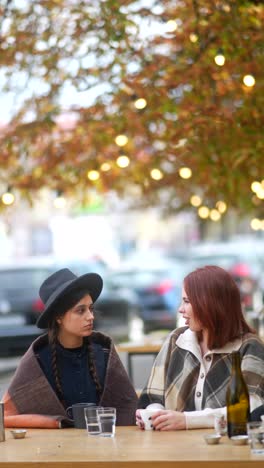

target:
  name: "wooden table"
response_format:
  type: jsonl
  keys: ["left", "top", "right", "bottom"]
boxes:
{"left": 0, "top": 426, "right": 262, "bottom": 468}
{"left": 116, "top": 342, "right": 162, "bottom": 382}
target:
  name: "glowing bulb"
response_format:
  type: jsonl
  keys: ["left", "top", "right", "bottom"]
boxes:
{"left": 256, "top": 188, "right": 264, "bottom": 199}
{"left": 115, "top": 134, "right": 128, "bottom": 146}
{"left": 134, "top": 98, "right": 147, "bottom": 110}
{"left": 210, "top": 209, "right": 221, "bottom": 221}
{"left": 179, "top": 167, "right": 192, "bottom": 179}
{"left": 190, "top": 195, "right": 202, "bottom": 207}
{"left": 215, "top": 200, "right": 227, "bottom": 213}
{"left": 1, "top": 191, "right": 15, "bottom": 205}
{"left": 189, "top": 33, "right": 198, "bottom": 43}
{"left": 100, "top": 162, "right": 111, "bottom": 172}
{"left": 116, "top": 155, "right": 130, "bottom": 168}
{"left": 166, "top": 20, "right": 178, "bottom": 32}
{"left": 222, "top": 4, "right": 231, "bottom": 12}
{"left": 198, "top": 206, "right": 209, "bottom": 219}
{"left": 250, "top": 218, "right": 261, "bottom": 231}
{"left": 214, "top": 53, "right": 225, "bottom": 66}
{"left": 243, "top": 74, "right": 255, "bottom": 87}
{"left": 150, "top": 168, "right": 163, "bottom": 180}
{"left": 251, "top": 181, "right": 261, "bottom": 193}
{"left": 87, "top": 170, "right": 100, "bottom": 181}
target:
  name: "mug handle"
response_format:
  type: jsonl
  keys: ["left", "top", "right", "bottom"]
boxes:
{"left": 66, "top": 406, "right": 73, "bottom": 420}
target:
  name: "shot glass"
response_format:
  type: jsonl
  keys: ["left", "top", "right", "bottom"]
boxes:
{"left": 84, "top": 406, "right": 102, "bottom": 436}
{"left": 97, "top": 407, "right": 116, "bottom": 438}
{"left": 247, "top": 421, "right": 264, "bottom": 455}
{"left": 214, "top": 414, "right": 227, "bottom": 436}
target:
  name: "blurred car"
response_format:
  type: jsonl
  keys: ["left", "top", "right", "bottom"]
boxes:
{"left": 107, "top": 259, "right": 192, "bottom": 333}
{"left": 0, "top": 256, "right": 143, "bottom": 344}
{"left": 186, "top": 239, "right": 264, "bottom": 314}
{"left": 0, "top": 257, "right": 53, "bottom": 327}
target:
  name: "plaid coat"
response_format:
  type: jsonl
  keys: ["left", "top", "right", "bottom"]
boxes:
{"left": 3, "top": 332, "right": 137, "bottom": 428}
{"left": 138, "top": 327, "right": 264, "bottom": 413}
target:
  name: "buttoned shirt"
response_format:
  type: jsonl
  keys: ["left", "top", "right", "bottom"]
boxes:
{"left": 37, "top": 341, "right": 108, "bottom": 408}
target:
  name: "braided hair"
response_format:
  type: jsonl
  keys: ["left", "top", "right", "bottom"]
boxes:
{"left": 47, "top": 288, "right": 103, "bottom": 405}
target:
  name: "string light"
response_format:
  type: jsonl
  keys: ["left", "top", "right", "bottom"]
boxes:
{"left": 198, "top": 206, "right": 209, "bottom": 219}
{"left": 189, "top": 33, "right": 198, "bottom": 43}
{"left": 179, "top": 167, "right": 192, "bottom": 179}
{"left": 251, "top": 181, "right": 261, "bottom": 193}
{"left": 256, "top": 188, "right": 264, "bottom": 200}
{"left": 116, "top": 155, "right": 130, "bottom": 168}
{"left": 1, "top": 187, "right": 15, "bottom": 206}
{"left": 134, "top": 98, "right": 147, "bottom": 110}
{"left": 209, "top": 209, "right": 221, "bottom": 221}
{"left": 243, "top": 74, "right": 255, "bottom": 87}
{"left": 87, "top": 170, "right": 100, "bottom": 181}
{"left": 166, "top": 20, "right": 178, "bottom": 33}
{"left": 214, "top": 49, "right": 225, "bottom": 66}
{"left": 250, "top": 218, "right": 264, "bottom": 231}
{"left": 115, "top": 134, "right": 128, "bottom": 146}
{"left": 222, "top": 4, "right": 231, "bottom": 13}
{"left": 251, "top": 180, "right": 264, "bottom": 199}
{"left": 150, "top": 168, "right": 163, "bottom": 180}
{"left": 100, "top": 162, "right": 111, "bottom": 172}
{"left": 215, "top": 200, "right": 227, "bottom": 213}
{"left": 190, "top": 195, "right": 202, "bottom": 207}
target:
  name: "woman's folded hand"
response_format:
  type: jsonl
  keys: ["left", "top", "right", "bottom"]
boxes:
{"left": 151, "top": 410, "right": 187, "bottom": 431}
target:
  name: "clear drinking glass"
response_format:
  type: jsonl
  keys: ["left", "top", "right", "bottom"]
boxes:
{"left": 97, "top": 407, "right": 116, "bottom": 438}
{"left": 84, "top": 406, "right": 103, "bottom": 436}
{"left": 247, "top": 421, "right": 264, "bottom": 455}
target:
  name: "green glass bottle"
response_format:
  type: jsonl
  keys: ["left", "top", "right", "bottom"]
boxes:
{"left": 226, "top": 351, "right": 250, "bottom": 438}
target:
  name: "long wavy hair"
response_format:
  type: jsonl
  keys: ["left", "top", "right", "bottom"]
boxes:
{"left": 183, "top": 265, "right": 255, "bottom": 349}
{"left": 47, "top": 288, "right": 102, "bottom": 405}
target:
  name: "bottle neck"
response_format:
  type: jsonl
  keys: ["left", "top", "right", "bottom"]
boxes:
{"left": 231, "top": 351, "right": 242, "bottom": 375}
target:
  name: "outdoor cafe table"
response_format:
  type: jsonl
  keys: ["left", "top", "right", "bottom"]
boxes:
{"left": 0, "top": 426, "right": 262, "bottom": 468}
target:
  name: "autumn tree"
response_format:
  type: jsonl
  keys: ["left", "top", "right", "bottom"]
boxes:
{"left": 0, "top": 0, "right": 263, "bottom": 222}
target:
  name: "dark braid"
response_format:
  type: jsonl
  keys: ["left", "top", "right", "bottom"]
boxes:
{"left": 85, "top": 337, "right": 103, "bottom": 397}
{"left": 48, "top": 322, "right": 65, "bottom": 404}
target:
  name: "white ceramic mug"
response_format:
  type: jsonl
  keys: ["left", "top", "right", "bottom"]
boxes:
{"left": 140, "top": 408, "right": 160, "bottom": 430}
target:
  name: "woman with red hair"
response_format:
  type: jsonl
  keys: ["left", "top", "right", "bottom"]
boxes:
{"left": 137, "top": 265, "right": 264, "bottom": 430}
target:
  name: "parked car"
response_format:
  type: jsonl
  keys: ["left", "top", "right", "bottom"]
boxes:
{"left": 0, "top": 257, "right": 143, "bottom": 348}
{"left": 107, "top": 258, "right": 192, "bottom": 333}
{"left": 186, "top": 239, "right": 264, "bottom": 314}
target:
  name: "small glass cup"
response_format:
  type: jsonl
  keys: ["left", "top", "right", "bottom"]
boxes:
{"left": 97, "top": 407, "right": 116, "bottom": 438}
{"left": 247, "top": 421, "right": 264, "bottom": 455}
{"left": 84, "top": 406, "right": 103, "bottom": 436}
{"left": 214, "top": 414, "right": 227, "bottom": 436}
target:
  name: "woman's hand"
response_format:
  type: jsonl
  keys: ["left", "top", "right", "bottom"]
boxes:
{"left": 135, "top": 409, "right": 144, "bottom": 430}
{"left": 151, "top": 410, "right": 186, "bottom": 431}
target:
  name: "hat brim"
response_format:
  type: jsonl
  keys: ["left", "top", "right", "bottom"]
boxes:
{"left": 36, "top": 272, "right": 103, "bottom": 329}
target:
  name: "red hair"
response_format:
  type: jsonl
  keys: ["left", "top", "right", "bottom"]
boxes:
{"left": 184, "top": 265, "right": 254, "bottom": 349}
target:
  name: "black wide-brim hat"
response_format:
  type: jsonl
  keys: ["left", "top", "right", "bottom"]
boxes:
{"left": 36, "top": 268, "right": 103, "bottom": 329}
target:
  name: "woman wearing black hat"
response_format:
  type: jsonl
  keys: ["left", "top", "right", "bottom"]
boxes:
{"left": 3, "top": 268, "right": 138, "bottom": 428}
